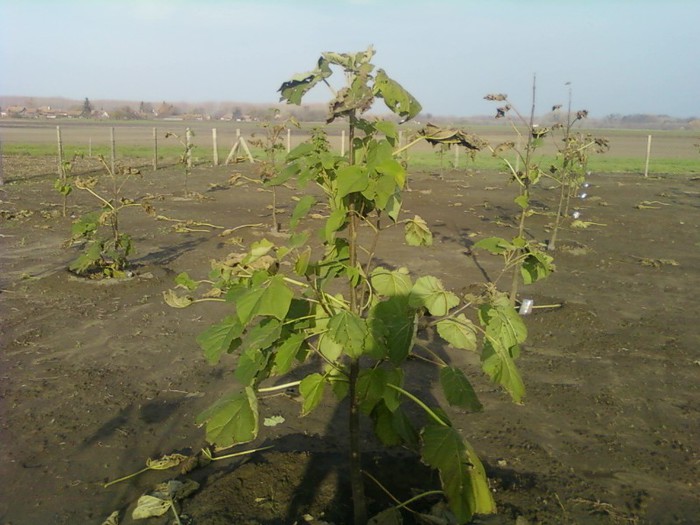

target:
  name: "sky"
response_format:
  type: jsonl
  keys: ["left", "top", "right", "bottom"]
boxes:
{"left": 1, "top": 0, "right": 699, "bottom": 118}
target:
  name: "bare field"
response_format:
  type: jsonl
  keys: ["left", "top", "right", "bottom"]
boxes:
{"left": 1, "top": 152, "right": 699, "bottom": 524}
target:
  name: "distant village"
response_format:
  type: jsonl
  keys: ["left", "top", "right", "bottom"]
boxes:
{"left": 1, "top": 96, "right": 697, "bottom": 130}
{"left": 1, "top": 99, "right": 263, "bottom": 122}
{"left": 0, "top": 97, "right": 327, "bottom": 122}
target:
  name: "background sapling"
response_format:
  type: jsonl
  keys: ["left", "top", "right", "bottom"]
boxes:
{"left": 67, "top": 156, "right": 146, "bottom": 278}
{"left": 248, "top": 109, "right": 300, "bottom": 231}
{"left": 478, "top": 82, "right": 555, "bottom": 305}
{"left": 547, "top": 86, "right": 609, "bottom": 250}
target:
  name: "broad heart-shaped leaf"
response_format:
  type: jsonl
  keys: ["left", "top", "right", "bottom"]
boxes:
{"left": 327, "top": 310, "right": 368, "bottom": 359}
{"left": 371, "top": 296, "right": 416, "bottom": 365}
{"left": 373, "top": 119, "right": 398, "bottom": 142}
{"left": 290, "top": 195, "right": 316, "bottom": 229}
{"left": 481, "top": 338, "right": 525, "bottom": 404}
{"left": 373, "top": 68, "right": 422, "bottom": 122}
{"left": 299, "top": 373, "right": 326, "bottom": 416}
{"left": 278, "top": 57, "right": 332, "bottom": 105}
{"left": 474, "top": 236, "right": 512, "bottom": 255}
{"left": 404, "top": 215, "right": 433, "bottom": 246}
{"left": 440, "top": 366, "right": 483, "bottom": 412}
{"left": 521, "top": 247, "right": 555, "bottom": 284}
{"left": 235, "top": 275, "right": 293, "bottom": 324}
{"left": 272, "top": 332, "right": 307, "bottom": 375}
{"left": 235, "top": 318, "right": 282, "bottom": 385}
{"left": 196, "top": 315, "right": 244, "bottom": 365}
{"left": 436, "top": 314, "right": 477, "bottom": 351}
{"left": 196, "top": 387, "right": 258, "bottom": 447}
{"left": 357, "top": 367, "right": 403, "bottom": 415}
{"left": 421, "top": 425, "right": 496, "bottom": 522}
{"left": 337, "top": 165, "right": 370, "bottom": 198}
{"left": 235, "top": 347, "right": 267, "bottom": 386}
{"left": 478, "top": 293, "right": 526, "bottom": 402}
{"left": 324, "top": 207, "right": 347, "bottom": 244}
{"left": 371, "top": 402, "right": 419, "bottom": 448}
{"left": 409, "top": 276, "right": 460, "bottom": 317}
{"left": 244, "top": 318, "right": 283, "bottom": 352}
{"left": 370, "top": 266, "right": 412, "bottom": 297}
{"left": 478, "top": 294, "right": 527, "bottom": 349}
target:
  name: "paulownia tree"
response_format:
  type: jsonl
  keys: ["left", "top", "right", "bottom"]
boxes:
{"left": 170, "top": 47, "right": 528, "bottom": 524}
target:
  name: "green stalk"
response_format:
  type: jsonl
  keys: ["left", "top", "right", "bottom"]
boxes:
{"left": 346, "top": 110, "right": 367, "bottom": 525}
{"left": 509, "top": 75, "right": 537, "bottom": 306}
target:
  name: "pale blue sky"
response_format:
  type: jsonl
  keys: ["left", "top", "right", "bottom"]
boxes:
{"left": 1, "top": 0, "right": 698, "bottom": 118}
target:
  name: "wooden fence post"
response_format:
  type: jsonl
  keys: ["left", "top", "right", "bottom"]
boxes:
{"left": 153, "top": 127, "right": 158, "bottom": 171}
{"left": 88, "top": 137, "right": 92, "bottom": 158}
{"left": 0, "top": 136, "right": 4, "bottom": 186}
{"left": 212, "top": 128, "right": 219, "bottom": 166}
{"left": 341, "top": 129, "right": 346, "bottom": 156}
{"left": 110, "top": 127, "right": 116, "bottom": 174}
{"left": 644, "top": 134, "right": 652, "bottom": 178}
{"left": 287, "top": 128, "right": 291, "bottom": 153}
{"left": 56, "top": 125, "right": 64, "bottom": 176}
{"left": 186, "top": 128, "right": 193, "bottom": 169}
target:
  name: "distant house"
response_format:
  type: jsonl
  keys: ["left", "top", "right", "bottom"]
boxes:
{"left": 5, "top": 105, "right": 27, "bottom": 117}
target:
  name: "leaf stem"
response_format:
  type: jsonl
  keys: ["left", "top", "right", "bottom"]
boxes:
{"left": 387, "top": 384, "right": 448, "bottom": 427}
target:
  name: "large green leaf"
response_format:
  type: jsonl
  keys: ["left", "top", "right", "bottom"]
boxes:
{"left": 68, "top": 241, "right": 103, "bottom": 274}
{"left": 235, "top": 275, "right": 293, "bottom": 324}
{"left": 235, "top": 347, "right": 267, "bottom": 386}
{"left": 327, "top": 309, "right": 368, "bottom": 358}
{"left": 272, "top": 332, "right": 307, "bottom": 375}
{"left": 474, "top": 236, "right": 512, "bottom": 255}
{"left": 324, "top": 207, "right": 347, "bottom": 243}
{"left": 337, "top": 165, "right": 370, "bottom": 198}
{"left": 244, "top": 318, "right": 283, "bottom": 352}
{"left": 409, "top": 276, "right": 459, "bottom": 316}
{"left": 278, "top": 58, "right": 333, "bottom": 105}
{"left": 478, "top": 294, "right": 527, "bottom": 349}
{"left": 290, "top": 195, "right": 316, "bottom": 229}
{"left": 371, "top": 296, "right": 416, "bottom": 364}
{"left": 299, "top": 373, "right": 326, "bottom": 416}
{"left": 478, "top": 295, "right": 526, "bottom": 402}
{"left": 370, "top": 267, "right": 412, "bottom": 297}
{"left": 436, "top": 314, "right": 477, "bottom": 351}
{"left": 371, "top": 402, "right": 418, "bottom": 447}
{"left": 421, "top": 425, "right": 496, "bottom": 522}
{"left": 357, "top": 367, "right": 388, "bottom": 414}
{"left": 196, "top": 315, "right": 244, "bottom": 365}
{"left": 521, "top": 248, "right": 555, "bottom": 284}
{"left": 196, "top": 387, "right": 258, "bottom": 447}
{"left": 373, "top": 120, "right": 398, "bottom": 141}
{"left": 404, "top": 215, "right": 433, "bottom": 246}
{"left": 373, "top": 69, "right": 422, "bottom": 122}
{"left": 440, "top": 366, "right": 483, "bottom": 412}
{"left": 481, "top": 339, "right": 525, "bottom": 404}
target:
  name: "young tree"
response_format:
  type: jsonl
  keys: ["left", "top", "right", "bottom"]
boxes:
{"left": 172, "top": 47, "right": 528, "bottom": 524}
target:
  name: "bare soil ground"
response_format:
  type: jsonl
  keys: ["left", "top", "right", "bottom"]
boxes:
{"left": 1, "top": 156, "right": 699, "bottom": 525}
